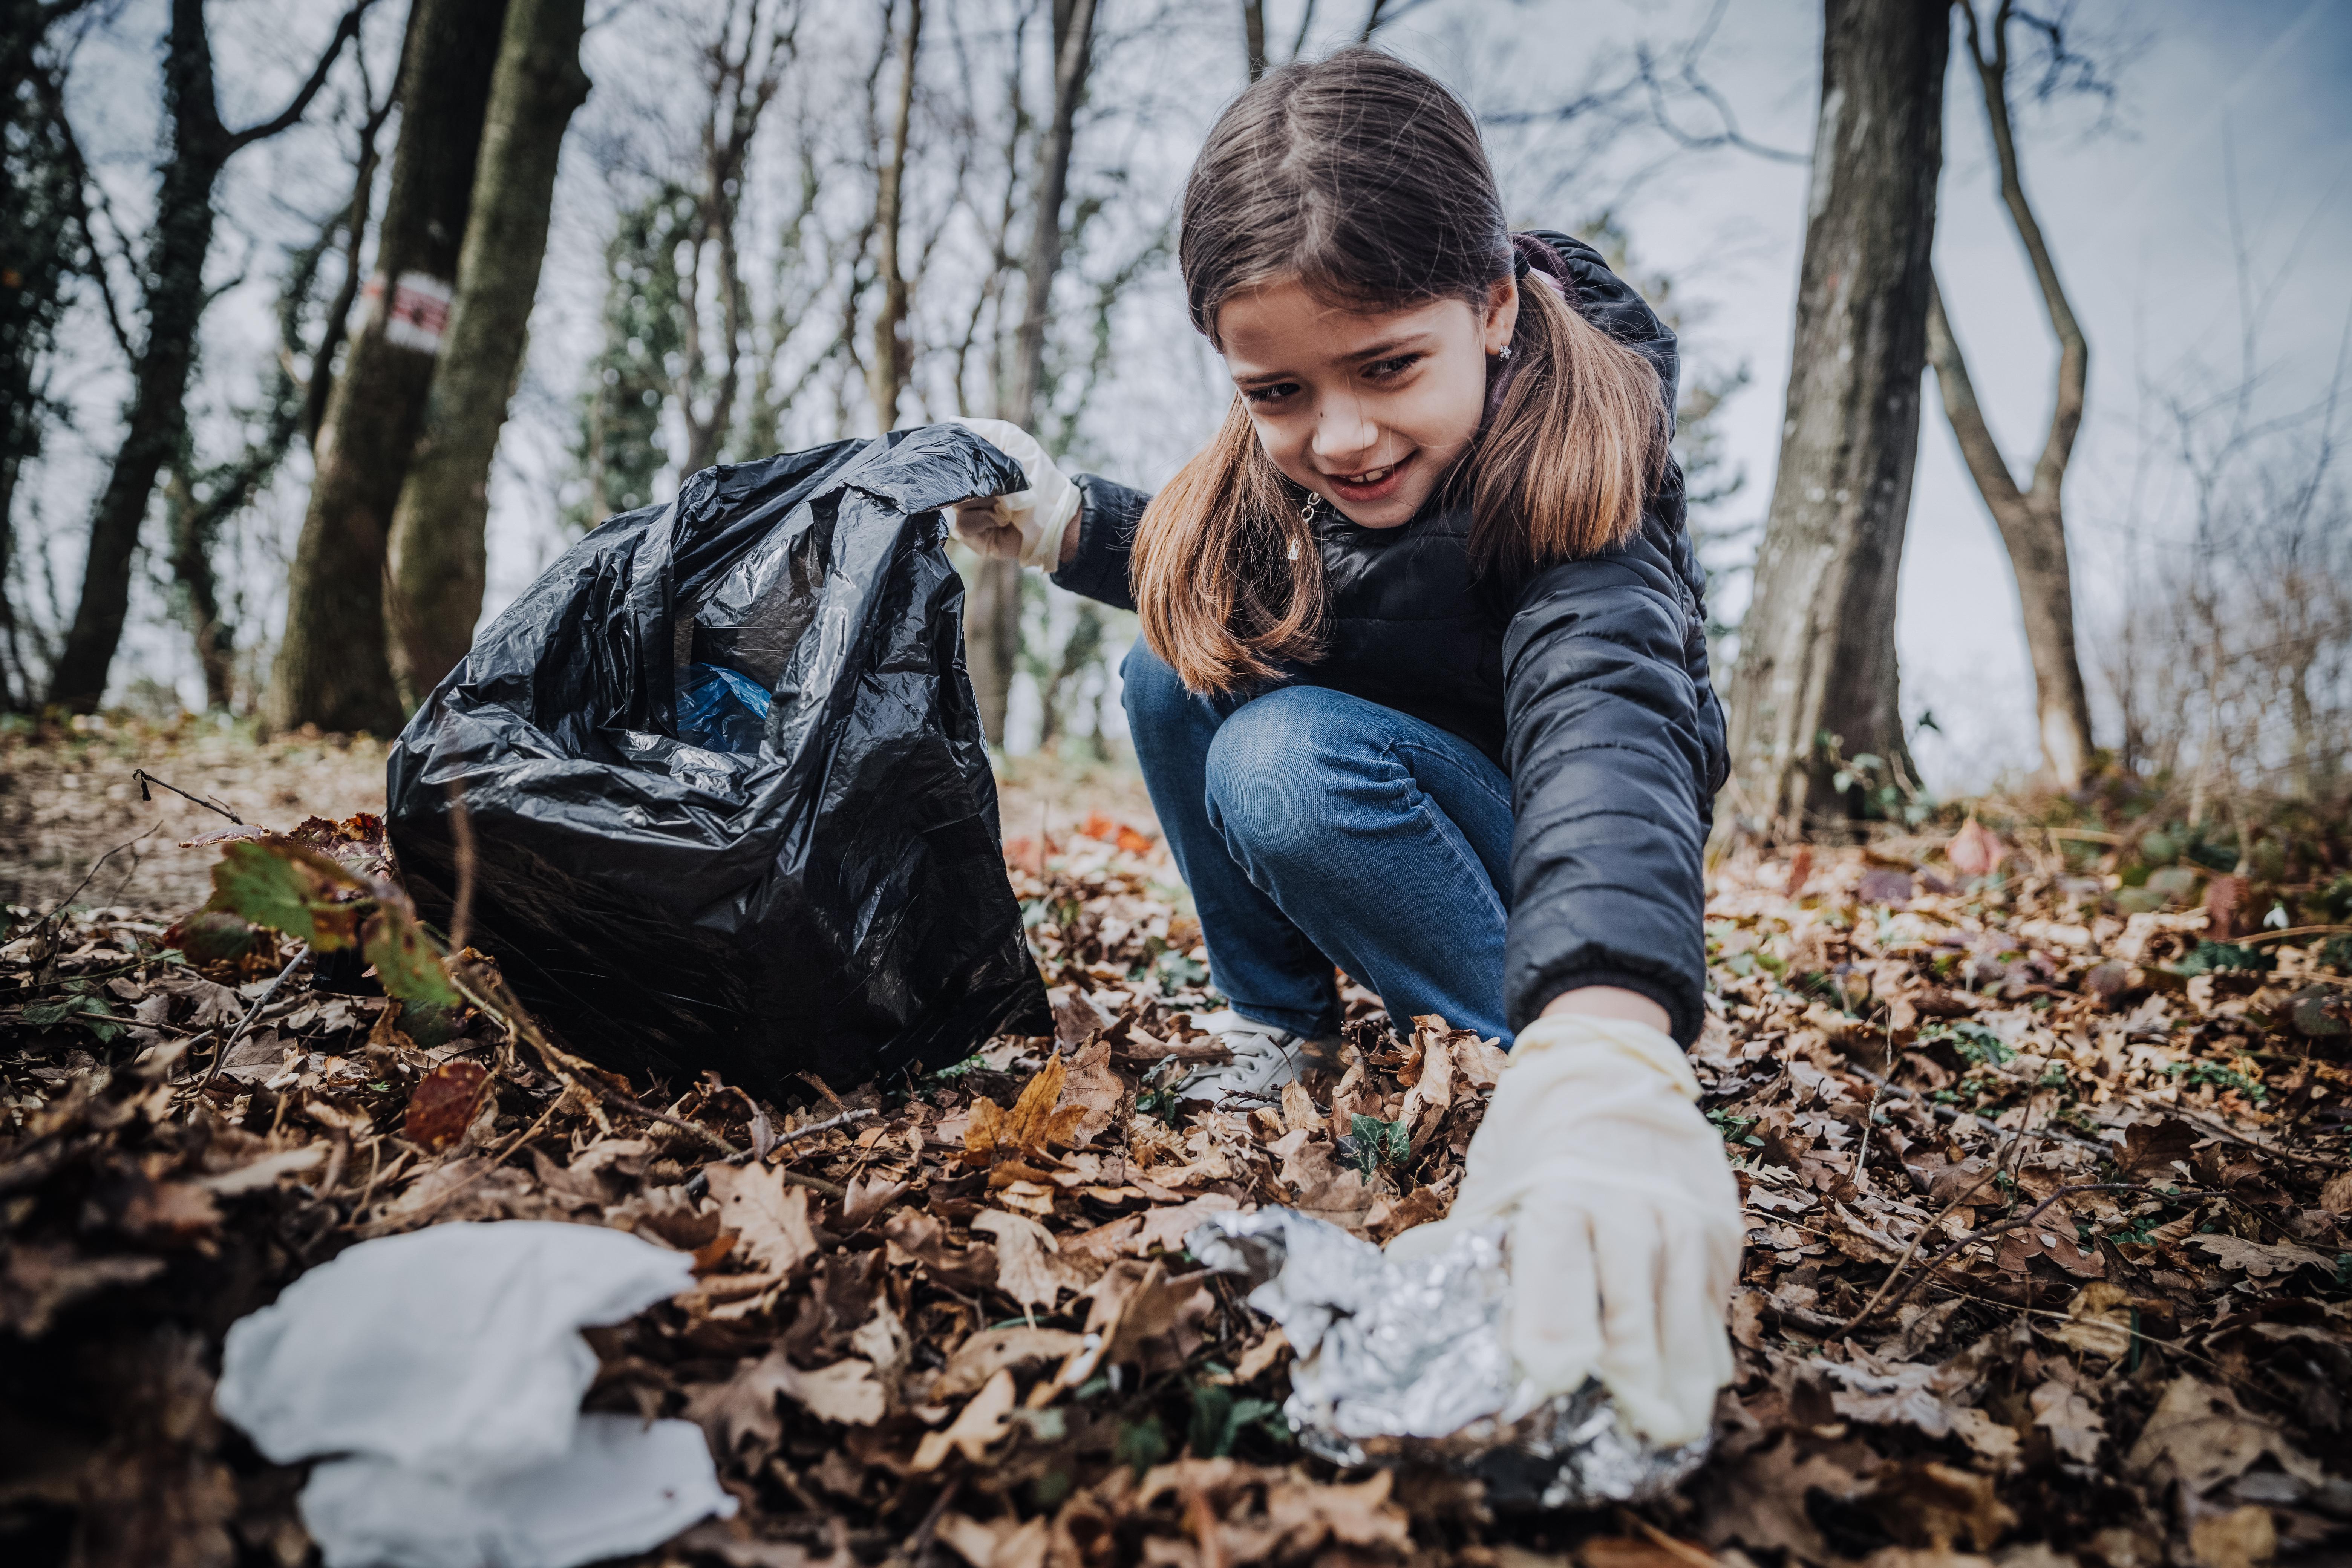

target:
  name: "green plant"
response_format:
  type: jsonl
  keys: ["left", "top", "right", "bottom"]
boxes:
{"left": 2172, "top": 942, "right": 2276, "bottom": 977}
{"left": 1339, "top": 1114, "right": 1410, "bottom": 1177}
{"left": 1188, "top": 1382, "right": 1286, "bottom": 1458}
{"left": 1707, "top": 1109, "right": 1765, "bottom": 1148}
{"left": 1115, "top": 1414, "right": 1170, "bottom": 1475}
{"left": 2165, "top": 1060, "right": 2267, "bottom": 1102}
{"left": 22, "top": 981, "right": 128, "bottom": 1043}
{"left": 1923, "top": 1020, "right": 2014, "bottom": 1067}
{"left": 206, "top": 838, "right": 457, "bottom": 1009}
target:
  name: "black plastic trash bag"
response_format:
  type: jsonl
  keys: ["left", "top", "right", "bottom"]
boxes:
{"left": 386, "top": 424, "right": 1049, "bottom": 1094}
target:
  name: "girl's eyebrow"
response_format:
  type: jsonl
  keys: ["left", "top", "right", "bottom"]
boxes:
{"left": 1232, "top": 334, "right": 1433, "bottom": 385}
{"left": 1343, "top": 335, "right": 1426, "bottom": 363}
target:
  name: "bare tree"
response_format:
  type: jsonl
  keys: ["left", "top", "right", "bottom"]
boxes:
{"left": 968, "top": 0, "right": 1095, "bottom": 746}
{"left": 672, "top": 0, "right": 798, "bottom": 472}
{"left": 268, "top": 0, "right": 509, "bottom": 734}
{"left": 866, "top": 0, "right": 922, "bottom": 429}
{"left": 384, "top": 0, "right": 591, "bottom": 703}
{"left": 1723, "top": 0, "right": 1947, "bottom": 836}
{"left": 1, "top": 0, "right": 99, "bottom": 708}
{"left": 45, "top": 0, "right": 374, "bottom": 713}
{"left": 1923, "top": 0, "right": 2098, "bottom": 790}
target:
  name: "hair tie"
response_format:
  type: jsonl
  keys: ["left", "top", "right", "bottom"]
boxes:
{"left": 1508, "top": 232, "right": 1576, "bottom": 306}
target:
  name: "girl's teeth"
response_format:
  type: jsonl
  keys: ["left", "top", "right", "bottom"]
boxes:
{"left": 1347, "top": 465, "right": 1392, "bottom": 484}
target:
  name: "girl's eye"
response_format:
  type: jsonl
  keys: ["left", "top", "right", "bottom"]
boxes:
{"left": 1364, "top": 354, "right": 1421, "bottom": 381}
{"left": 1242, "top": 382, "right": 1299, "bottom": 405}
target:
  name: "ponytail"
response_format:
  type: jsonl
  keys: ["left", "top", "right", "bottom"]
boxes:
{"left": 1472, "top": 256, "right": 1668, "bottom": 581}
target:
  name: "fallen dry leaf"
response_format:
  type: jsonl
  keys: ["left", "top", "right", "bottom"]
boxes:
{"left": 402, "top": 1059, "right": 490, "bottom": 1151}
{"left": 911, "top": 1367, "right": 1016, "bottom": 1471}
{"left": 705, "top": 1163, "right": 821, "bottom": 1277}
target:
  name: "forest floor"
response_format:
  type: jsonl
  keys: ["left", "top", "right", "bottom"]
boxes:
{"left": 3, "top": 722, "right": 2350, "bottom": 1568}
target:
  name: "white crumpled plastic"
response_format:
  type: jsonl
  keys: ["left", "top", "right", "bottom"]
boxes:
{"left": 216, "top": 1221, "right": 733, "bottom": 1568}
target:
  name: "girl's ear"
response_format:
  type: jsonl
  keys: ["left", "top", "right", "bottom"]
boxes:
{"left": 1483, "top": 276, "right": 1521, "bottom": 355}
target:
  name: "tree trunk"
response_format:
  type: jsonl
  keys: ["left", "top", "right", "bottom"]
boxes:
{"left": 385, "top": 0, "right": 587, "bottom": 704}
{"left": 47, "top": 0, "right": 366, "bottom": 714}
{"left": 865, "top": 0, "right": 920, "bottom": 431}
{"left": 1723, "top": 0, "right": 1945, "bottom": 835}
{"left": 1923, "top": 0, "right": 2097, "bottom": 790}
{"left": 968, "top": 0, "right": 1095, "bottom": 746}
{"left": 3, "top": 1, "right": 89, "bottom": 708}
{"left": 1925, "top": 283, "right": 2095, "bottom": 791}
{"left": 266, "top": 0, "right": 506, "bottom": 735}
{"left": 45, "top": 0, "right": 227, "bottom": 711}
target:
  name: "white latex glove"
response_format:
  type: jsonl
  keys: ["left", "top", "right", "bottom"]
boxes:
{"left": 947, "top": 416, "right": 1082, "bottom": 570}
{"left": 1386, "top": 1014, "right": 1743, "bottom": 1446}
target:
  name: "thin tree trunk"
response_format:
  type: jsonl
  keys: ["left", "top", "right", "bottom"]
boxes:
{"left": 1925, "top": 282, "right": 2095, "bottom": 790}
{"left": 866, "top": 0, "right": 920, "bottom": 431}
{"left": 676, "top": 0, "right": 793, "bottom": 474}
{"left": 266, "top": 0, "right": 506, "bottom": 735}
{"left": 166, "top": 196, "right": 346, "bottom": 710}
{"left": 385, "top": 0, "right": 588, "bottom": 704}
{"left": 3, "top": 1, "right": 92, "bottom": 708}
{"left": 969, "top": 0, "right": 1095, "bottom": 746}
{"left": 304, "top": 69, "right": 400, "bottom": 449}
{"left": 49, "top": 0, "right": 367, "bottom": 712}
{"left": 1723, "top": 0, "right": 1945, "bottom": 836}
{"left": 1923, "top": 0, "right": 2096, "bottom": 790}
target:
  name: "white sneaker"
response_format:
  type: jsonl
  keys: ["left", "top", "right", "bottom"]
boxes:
{"left": 1176, "top": 1011, "right": 1336, "bottom": 1106}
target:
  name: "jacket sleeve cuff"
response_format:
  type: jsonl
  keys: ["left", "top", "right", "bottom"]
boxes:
{"left": 1047, "top": 474, "right": 1145, "bottom": 612}
{"left": 1510, "top": 963, "right": 1703, "bottom": 1052}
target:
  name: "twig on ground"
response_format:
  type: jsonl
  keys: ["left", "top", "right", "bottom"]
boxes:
{"left": 683, "top": 1108, "right": 875, "bottom": 1198}
{"left": 447, "top": 959, "right": 744, "bottom": 1158}
{"left": 1615, "top": 1506, "right": 1727, "bottom": 1568}
{"left": 1849, "top": 1182, "right": 2223, "bottom": 1331}
{"left": 36, "top": 827, "right": 161, "bottom": 961}
{"left": 131, "top": 768, "right": 245, "bottom": 825}
{"left": 444, "top": 782, "right": 476, "bottom": 954}
{"left": 188, "top": 948, "right": 310, "bottom": 1092}
{"left": 1847, "top": 1063, "right": 2113, "bottom": 1156}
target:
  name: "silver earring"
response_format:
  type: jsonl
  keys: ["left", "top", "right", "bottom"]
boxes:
{"left": 1493, "top": 344, "right": 1514, "bottom": 361}
{"left": 1291, "top": 493, "right": 1318, "bottom": 559}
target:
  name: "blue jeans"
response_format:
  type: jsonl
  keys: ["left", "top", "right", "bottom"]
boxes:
{"left": 1120, "top": 641, "right": 1513, "bottom": 1043}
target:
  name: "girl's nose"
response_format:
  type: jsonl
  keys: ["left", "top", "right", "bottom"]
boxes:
{"left": 1310, "top": 399, "right": 1380, "bottom": 471}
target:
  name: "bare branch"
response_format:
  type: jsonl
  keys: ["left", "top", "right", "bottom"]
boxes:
{"left": 224, "top": 0, "right": 377, "bottom": 153}
{"left": 1959, "top": 0, "right": 2088, "bottom": 491}
{"left": 1924, "top": 277, "right": 2024, "bottom": 510}
{"left": 34, "top": 69, "right": 137, "bottom": 360}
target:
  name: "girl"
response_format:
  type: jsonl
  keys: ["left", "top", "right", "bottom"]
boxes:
{"left": 954, "top": 50, "right": 1743, "bottom": 1451}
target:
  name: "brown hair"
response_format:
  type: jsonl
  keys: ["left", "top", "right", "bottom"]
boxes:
{"left": 1131, "top": 47, "right": 1668, "bottom": 693}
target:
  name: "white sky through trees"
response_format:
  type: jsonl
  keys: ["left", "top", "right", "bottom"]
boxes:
{"left": 28, "top": 0, "right": 2352, "bottom": 793}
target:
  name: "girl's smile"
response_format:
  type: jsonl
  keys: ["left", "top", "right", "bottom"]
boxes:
{"left": 1216, "top": 277, "right": 1517, "bottom": 530}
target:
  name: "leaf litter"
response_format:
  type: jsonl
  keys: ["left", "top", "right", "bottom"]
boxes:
{"left": 2, "top": 795, "right": 2350, "bottom": 1567}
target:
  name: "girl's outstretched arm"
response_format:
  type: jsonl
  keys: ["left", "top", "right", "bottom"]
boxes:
{"left": 1501, "top": 533, "right": 1716, "bottom": 1044}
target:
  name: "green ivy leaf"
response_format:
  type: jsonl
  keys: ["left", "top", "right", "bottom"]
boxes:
{"left": 209, "top": 839, "right": 368, "bottom": 951}
{"left": 361, "top": 902, "right": 459, "bottom": 1009}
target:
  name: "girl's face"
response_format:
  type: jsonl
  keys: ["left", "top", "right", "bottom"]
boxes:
{"left": 1217, "top": 277, "right": 1519, "bottom": 529}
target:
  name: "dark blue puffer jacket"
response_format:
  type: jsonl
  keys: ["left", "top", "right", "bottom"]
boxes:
{"left": 1049, "top": 233, "right": 1728, "bottom": 1046}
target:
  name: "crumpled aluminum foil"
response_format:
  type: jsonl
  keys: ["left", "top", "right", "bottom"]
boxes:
{"left": 1187, "top": 1207, "right": 1708, "bottom": 1510}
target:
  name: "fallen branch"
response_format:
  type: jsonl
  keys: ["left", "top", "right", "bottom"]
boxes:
{"left": 131, "top": 768, "right": 244, "bottom": 825}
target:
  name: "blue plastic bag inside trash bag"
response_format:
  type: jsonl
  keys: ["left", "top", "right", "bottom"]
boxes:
{"left": 383, "top": 425, "right": 1050, "bottom": 1095}
{"left": 675, "top": 662, "right": 773, "bottom": 754}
